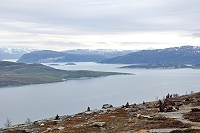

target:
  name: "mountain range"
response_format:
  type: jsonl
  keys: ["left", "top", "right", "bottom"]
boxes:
{"left": 7, "top": 46, "right": 200, "bottom": 64}
{"left": 100, "top": 46, "right": 200, "bottom": 64}
{"left": 17, "top": 49, "right": 134, "bottom": 63}
{"left": 63, "top": 49, "right": 134, "bottom": 58}
{"left": 17, "top": 50, "right": 107, "bottom": 63}
{"left": 0, "top": 48, "right": 35, "bottom": 60}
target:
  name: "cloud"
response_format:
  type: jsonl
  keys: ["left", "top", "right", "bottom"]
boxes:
{"left": 192, "top": 33, "right": 200, "bottom": 37}
{"left": 0, "top": 0, "right": 200, "bottom": 49}
{"left": 1, "top": 0, "right": 200, "bottom": 33}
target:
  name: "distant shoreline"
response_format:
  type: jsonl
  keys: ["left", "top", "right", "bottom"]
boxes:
{"left": 119, "top": 63, "right": 200, "bottom": 69}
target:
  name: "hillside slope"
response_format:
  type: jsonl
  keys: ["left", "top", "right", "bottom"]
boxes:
{"left": 17, "top": 49, "right": 134, "bottom": 63}
{"left": 0, "top": 61, "right": 126, "bottom": 87}
{"left": 17, "top": 50, "right": 107, "bottom": 63}
{"left": 1, "top": 92, "right": 200, "bottom": 132}
{"left": 101, "top": 46, "right": 200, "bottom": 64}
{"left": 63, "top": 49, "right": 134, "bottom": 58}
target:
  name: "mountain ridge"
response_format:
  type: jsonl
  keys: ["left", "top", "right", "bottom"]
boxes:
{"left": 0, "top": 48, "right": 36, "bottom": 60}
{"left": 63, "top": 49, "right": 135, "bottom": 58}
{"left": 17, "top": 49, "right": 135, "bottom": 63}
{"left": 17, "top": 50, "right": 107, "bottom": 63}
{"left": 100, "top": 46, "right": 200, "bottom": 64}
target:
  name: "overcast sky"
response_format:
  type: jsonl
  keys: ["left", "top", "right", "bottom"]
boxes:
{"left": 0, "top": 0, "right": 200, "bottom": 50}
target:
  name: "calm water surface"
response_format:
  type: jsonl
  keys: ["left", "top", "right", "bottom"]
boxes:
{"left": 0, "top": 62, "right": 200, "bottom": 127}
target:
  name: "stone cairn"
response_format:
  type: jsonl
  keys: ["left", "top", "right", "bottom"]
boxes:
{"left": 87, "top": 107, "right": 91, "bottom": 112}
{"left": 158, "top": 93, "right": 181, "bottom": 112}
{"left": 55, "top": 114, "right": 60, "bottom": 120}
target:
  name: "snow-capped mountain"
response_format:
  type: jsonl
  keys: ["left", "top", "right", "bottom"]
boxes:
{"left": 100, "top": 46, "right": 200, "bottom": 64}
{"left": 17, "top": 50, "right": 108, "bottom": 63}
{"left": 17, "top": 49, "right": 134, "bottom": 63}
{"left": 0, "top": 48, "right": 36, "bottom": 60}
{"left": 63, "top": 49, "right": 135, "bottom": 58}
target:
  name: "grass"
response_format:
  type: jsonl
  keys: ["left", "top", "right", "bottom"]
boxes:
{"left": 0, "top": 61, "right": 129, "bottom": 87}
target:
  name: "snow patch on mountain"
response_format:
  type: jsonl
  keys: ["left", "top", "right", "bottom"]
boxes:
{"left": 0, "top": 48, "right": 37, "bottom": 60}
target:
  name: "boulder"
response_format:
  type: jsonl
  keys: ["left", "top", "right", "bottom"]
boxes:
{"left": 92, "top": 122, "right": 106, "bottom": 127}
{"left": 58, "top": 126, "right": 65, "bottom": 130}
{"left": 102, "top": 104, "right": 113, "bottom": 109}
{"left": 153, "top": 114, "right": 167, "bottom": 120}
{"left": 137, "top": 105, "right": 146, "bottom": 110}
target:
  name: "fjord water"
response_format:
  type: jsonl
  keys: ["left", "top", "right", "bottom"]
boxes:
{"left": 1, "top": 62, "right": 200, "bottom": 127}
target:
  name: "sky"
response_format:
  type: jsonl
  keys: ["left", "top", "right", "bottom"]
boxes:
{"left": 0, "top": 0, "right": 200, "bottom": 50}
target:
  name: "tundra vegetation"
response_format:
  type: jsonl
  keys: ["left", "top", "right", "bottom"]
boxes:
{"left": 1, "top": 92, "right": 200, "bottom": 133}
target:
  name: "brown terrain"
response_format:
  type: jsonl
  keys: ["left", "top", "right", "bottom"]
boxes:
{"left": 0, "top": 92, "right": 200, "bottom": 133}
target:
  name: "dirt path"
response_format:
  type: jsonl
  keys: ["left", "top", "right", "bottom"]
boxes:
{"left": 160, "top": 105, "right": 200, "bottom": 127}
{"left": 148, "top": 105, "right": 200, "bottom": 133}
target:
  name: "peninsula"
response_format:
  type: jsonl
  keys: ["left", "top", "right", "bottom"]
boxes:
{"left": 0, "top": 61, "right": 128, "bottom": 87}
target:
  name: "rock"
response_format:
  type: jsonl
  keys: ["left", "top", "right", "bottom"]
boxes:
{"left": 143, "top": 115, "right": 153, "bottom": 120}
{"left": 102, "top": 104, "right": 113, "bottom": 109}
{"left": 55, "top": 114, "right": 59, "bottom": 120}
{"left": 191, "top": 108, "right": 200, "bottom": 112}
{"left": 125, "top": 102, "right": 130, "bottom": 108}
{"left": 145, "top": 103, "right": 154, "bottom": 108}
{"left": 125, "top": 108, "right": 138, "bottom": 112}
{"left": 33, "top": 121, "right": 38, "bottom": 125}
{"left": 158, "top": 100, "right": 164, "bottom": 112}
{"left": 147, "top": 116, "right": 154, "bottom": 120}
{"left": 137, "top": 105, "right": 146, "bottom": 110}
{"left": 165, "top": 105, "right": 174, "bottom": 112}
{"left": 128, "top": 112, "right": 138, "bottom": 118}
{"left": 185, "top": 98, "right": 190, "bottom": 101}
{"left": 99, "top": 109, "right": 111, "bottom": 115}
{"left": 159, "top": 94, "right": 183, "bottom": 112}
{"left": 175, "top": 102, "right": 183, "bottom": 106}
{"left": 137, "top": 114, "right": 144, "bottom": 119}
{"left": 92, "top": 122, "right": 106, "bottom": 127}
{"left": 170, "top": 130, "right": 184, "bottom": 133}
{"left": 40, "top": 123, "right": 44, "bottom": 126}
{"left": 153, "top": 114, "right": 167, "bottom": 120}
{"left": 87, "top": 107, "right": 91, "bottom": 111}
{"left": 58, "top": 126, "right": 65, "bottom": 130}
{"left": 137, "top": 114, "right": 153, "bottom": 120}
{"left": 25, "top": 129, "right": 34, "bottom": 133}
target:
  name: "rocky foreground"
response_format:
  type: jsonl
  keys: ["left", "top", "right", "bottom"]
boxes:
{"left": 1, "top": 92, "right": 200, "bottom": 133}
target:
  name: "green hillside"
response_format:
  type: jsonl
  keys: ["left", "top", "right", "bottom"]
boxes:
{"left": 0, "top": 61, "right": 127, "bottom": 87}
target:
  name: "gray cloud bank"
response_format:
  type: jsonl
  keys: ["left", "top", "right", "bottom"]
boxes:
{"left": 1, "top": 0, "right": 200, "bottom": 33}
{"left": 0, "top": 0, "right": 200, "bottom": 50}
